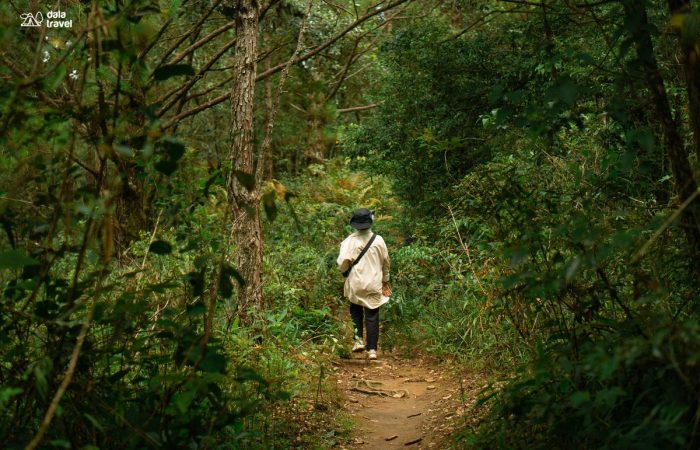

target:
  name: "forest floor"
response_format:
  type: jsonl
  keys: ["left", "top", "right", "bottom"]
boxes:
{"left": 332, "top": 351, "right": 488, "bottom": 449}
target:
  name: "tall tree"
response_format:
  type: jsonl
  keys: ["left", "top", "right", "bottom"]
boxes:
{"left": 669, "top": 0, "right": 700, "bottom": 164}
{"left": 228, "top": 0, "right": 264, "bottom": 314}
{"left": 624, "top": 0, "right": 700, "bottom": 271}
{"left": 226, "top": 0, "right": 411, "bottom": 313}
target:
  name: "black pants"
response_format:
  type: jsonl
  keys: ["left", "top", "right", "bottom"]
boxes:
{"left": 350, "top": 303, "right": 379, "bottom": 350}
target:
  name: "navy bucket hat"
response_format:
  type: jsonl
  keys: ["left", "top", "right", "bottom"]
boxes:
{"left": 349, "top": 208, "right": 373, "bottom": 230}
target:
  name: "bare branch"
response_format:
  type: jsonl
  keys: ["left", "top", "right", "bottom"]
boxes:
{"left": 155, "top": 0, "right": 225, "bottom": 68}
{"left": 167, "top": 20, "right": 235, "bottom": 67}
{"left": 443, "top": 5, "right": 525, "bottom": 42}
{"left": 258, "top": 0, "right": 315, "bottom": 180}
{"left": 256, "top": 0, "right": 413, "bottom": 81}
{"left": 156, "top": 36, "right": 238, "bottom": 116}
{"left": 337, "top": 102, "right": 382, "bottom": 113}
{"left": 325, "top": 38, "right": 360, "bottom": 101}
{"left": 163, "top": 0, "right": 412, "bottom": 127}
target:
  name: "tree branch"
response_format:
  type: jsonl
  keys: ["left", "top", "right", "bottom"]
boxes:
{"left": 257, "top": 0, "right": 315, "bottom": 180}
{"left": 162, "top": 0, "right": 411, "bottom": 127}
{"left": 167, "top": 20, "right": 235, "bottom": 67}
{"left": 255, "top": 0, "right": 413, "bottom": 81}
{"left": 154, "top": 0, "right": 225, "bottom": 68}
{"left": 337, "top": 102, "right": 382, "bottom": 113}
{"left": 156, "top": 36, "right": 238, "bottom": 116}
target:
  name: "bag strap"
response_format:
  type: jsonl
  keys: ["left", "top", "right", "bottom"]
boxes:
{"left": 343, "top": 233, "right": 378, "bottom": 277}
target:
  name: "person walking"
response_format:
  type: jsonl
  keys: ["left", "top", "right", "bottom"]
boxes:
{"left": 337, "top": 208, "right": 391, "bottom": 360}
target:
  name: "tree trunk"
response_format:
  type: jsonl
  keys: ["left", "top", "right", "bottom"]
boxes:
{"left": 259, "top": 68, "right": 275, "bottom": 181}
{"left": 305, "top": 83, "right": 327, "bottom": 163}
{"left": 228, "top": 0, "right": 263, "bottom": 315}
{"left": 627, "top": 2, "right": 700, "bottom": 272}
{"left": 669, "top": 0, "right": 700, "bottom": 165}
{"left": 450, "top": 0, "right": 461, "bottom": 29}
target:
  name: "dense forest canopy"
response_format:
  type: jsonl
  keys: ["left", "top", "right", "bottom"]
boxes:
{"left": 1, "top": 0, "right": 700, "bottom": 448}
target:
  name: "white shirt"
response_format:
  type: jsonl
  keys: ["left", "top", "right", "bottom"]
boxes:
{"left": 337, "top": 229, "right": 390, "bottom": 309}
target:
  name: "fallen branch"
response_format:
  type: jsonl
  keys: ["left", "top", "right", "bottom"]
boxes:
{"left": 351, "top": 379, "right": 408, "bottom": 398}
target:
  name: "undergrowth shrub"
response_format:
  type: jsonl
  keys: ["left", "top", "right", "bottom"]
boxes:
{"left": 264, "top": 159, "right": 402, "bottom": 353}
{"left": 450, "top": 132, "right": 700, "bottom": 447}
{"left": 1, "top": 159, "right": 357, "bottom": 449}
{"left": 468, "top": 315, "right": 700, "bottom": 449}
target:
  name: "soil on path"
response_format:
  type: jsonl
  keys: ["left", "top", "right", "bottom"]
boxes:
{"left": 333, "top": 352, "right": 485, "bottom": 449}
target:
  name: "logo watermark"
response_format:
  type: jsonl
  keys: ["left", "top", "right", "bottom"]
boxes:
{"left": 20, "top": 12, "right": 43, "bottom": 27}
{"left": 20, "top": 10, "right": 72, "bottom": 28}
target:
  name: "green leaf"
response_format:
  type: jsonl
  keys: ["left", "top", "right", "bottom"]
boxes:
{"left": 218, "top": 274, "right": 233, "bottom": 298}
{"left": 185, "top": 270, "right": 205, "bottom": 297}
{"left": 202, "top": 170, "right": 223, "bottom": 198}
{"left": 262, "top": 190, "right": 277, "bottom": 222}
{"left": 83, "top": 412, "right": 104, "bottom": 431}
{"left": 222, "top": 263, "right": 245, "bottom": 287}
{"left": 102, "top": 39, "right": 123, "bottom": 52}
{"left": 570, "top": 390, "right": 590, "bottom": 407}
{"left": 114, "top": 144, "right": 134, "bottom": 157}
{"left": 556, "top": 79, "right": 578, "bottom": 106}
{"left": 236, "top": 366, "right": 268, "bottom": 385}
{"left": 495, "top": 107, "right": 512, "bottom": 125}
{"left": 43, "top": 65, "right": 67, "bottom": 92}
{"left": 595, "top": 387, "right": 625, "bottom": 408}
{"left": 153, "top": 64, "right": 194, "bottom": 81}
{"left": 0, "top": 250, "right": 38, "bottom": 269}
{"left": 565, "top": 256, "right": 581, "bottom": 281}
{"left": 149, "top": 240, "right": 172, "bottom": 255}
{"left": 235, "top": 171, "right": 256, "bottom": 190}
{"left": 154, "top": 160, "right": 177, "bottom": 175}
{"left": 162, "top": 140, "right": 186, "bottom": 161}
{"left": 488, "top": 83, "right": 504, "bottom": 104}
{"left": 187, "top": 301, "right": 206, "bottom": 316}
{"left": 34, "top": 364, "right": 49, "bottom": 399}
{"left": 636, "top": 131, "right": 655, "bottom": 152}
{"left": 172, "top": 386, "right": 196, "bottom": 414}
{"left": 201, "top": 346, "right": 227, "bottom": 373}
{"left": 0, "top": 387, "right": 22, "bottom": 410}
{"left": 108, "top": 369, "right": 130, "bottom": 383}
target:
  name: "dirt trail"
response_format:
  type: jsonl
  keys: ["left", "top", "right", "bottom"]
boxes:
{"left": 333, "top": 352, "right": 483, "bottom": 449}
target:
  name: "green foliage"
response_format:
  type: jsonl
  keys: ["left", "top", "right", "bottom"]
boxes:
{"left": 264, "top": 160, "right": 401, "bottom": 349}
{"left": 340, "top": 18, "right": 502, "bottom": 216}
{"left": 4, "top": 0, "right": 700, "bottom": 447}
{"left": 0, "top": 2, "right": 364, "bottom": 447}
{"left": 339, "top": 1, "right": 700, "bottom": 448}
{"left": 451, "top": 132, "right": 700, "bottom": 447}
{"left": 153, "top": 64, "right": 195, "bottom": 81}
{"left": 470, "top": 316, "right": 700, "bottom": 449}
